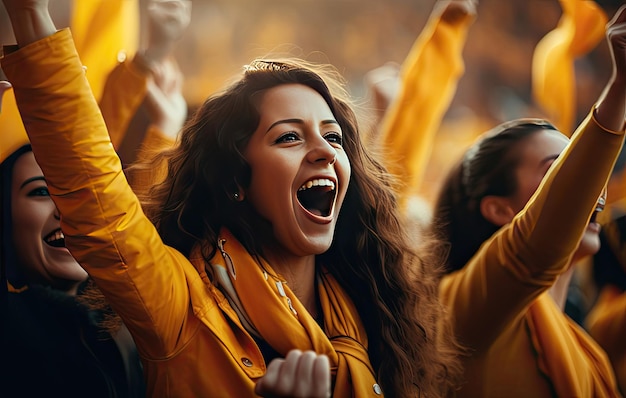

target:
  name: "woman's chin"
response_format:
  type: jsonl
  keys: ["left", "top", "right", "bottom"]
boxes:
{"left": 574, "top": 230, "right": 601, "bottom": 260}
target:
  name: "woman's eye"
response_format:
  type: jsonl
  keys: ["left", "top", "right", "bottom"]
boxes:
{"left": 324, "top": 132, "right": 343, "bottom": 146}
{"left": 275, "top": 132, "right": 300, "bottom": 144}
{"left": 28, "top": 187, "right": 50, "bottom": 197}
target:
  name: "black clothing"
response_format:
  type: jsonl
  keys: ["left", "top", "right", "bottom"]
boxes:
{"left": 1, "top": 285, "right": 145, "bottom": 398}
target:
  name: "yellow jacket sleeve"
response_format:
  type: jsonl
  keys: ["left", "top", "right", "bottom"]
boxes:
{"left": 531, "top": 0, "right": 607, "bottom": 136}
{"left": 99, "top": 58, "right": 150, "bottom": 150}
{"left": 71, "top": 0, "right": 139, "bottom": 101}
{"left": 440, "top": 112, "right": 626, "bottom": 351}
{"left": 378, "top": 3, "right": 475, "bottom": 211}
{"left": 99, "top": 57, "right": 175, "bottom": 194}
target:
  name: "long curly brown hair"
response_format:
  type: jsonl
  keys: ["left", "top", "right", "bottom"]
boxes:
{"left": 137, "top": 58, "right": 461, "bottom": 396}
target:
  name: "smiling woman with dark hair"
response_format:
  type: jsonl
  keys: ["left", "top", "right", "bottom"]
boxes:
{"left": 1, "top": 0, "right": 462, "bottom": 396}
{"left": 0, "top": 87, "right": 145, "bottom": 398}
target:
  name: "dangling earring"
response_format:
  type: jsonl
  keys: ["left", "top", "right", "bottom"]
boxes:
{"left": 232, "top": 179, "right": 244, "bottom": 201}
{"left": 233, "top": 191, "right": 244, "bottom": 201}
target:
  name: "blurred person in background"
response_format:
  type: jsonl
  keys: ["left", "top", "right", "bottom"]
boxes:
{"left": 99, "top": 0, "right": 191, "bottom": 195}
{"left": 100, "top": 0, "right": 191, "bottom": 170}
{"left": 585, "top": 154, "right": 626, "bottom": 395}
{"left": 430, "top": 5, "right": 626, "bottom": 396}
{"left": 374, "top": 0, "right": 478, "bottom": 218}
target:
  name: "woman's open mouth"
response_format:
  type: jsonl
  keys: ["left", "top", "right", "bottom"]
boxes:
{"left": 44, "top": 229, "right": 66, "bottom": 248}
{"left": 296, "top": 178, "right": 337, "bottom": 218}
{"left": 589, "top": 195, "right": 606, "bottom": 224}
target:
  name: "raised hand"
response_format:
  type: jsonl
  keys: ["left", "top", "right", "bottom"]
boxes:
{"left": 1, "top": 0, "right": 55, "bottom": 46}
{"left": 142, "top": 0, "right": 191, "bottom": 65}
{"left": 142, "top": 57, "right": 187, "bottom": 139}
{"left": 596, "top": 5, "right": 626, "bottom": 132}
{"left": 364, "top": 62, "right": 401, "bottom": 119}
{"left": 255, "top": 350, "right": 331, "bottom": 398}
{"left": 607, "top": 5, "right": 626, "bottom": 80}
{"left": 1, "top": 0, "right": 48, "bottom": 14}
{"left": 438, "top": 0, "right": 478, "bottom": 24}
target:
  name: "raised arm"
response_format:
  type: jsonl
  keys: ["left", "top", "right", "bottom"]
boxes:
{"left": 378, "top": 0, "right": 477, "bottom": 212}
{"left": 2, "top": 0, "right": 56, "bottom": 46}
{"left": 442, "top": 6, "right": 626, "bottom": 351}
{"left": 99, "top": 0, "right": 189, "bottom": 168}
{"left": 596, "top": 6, "right": 626, "bottom": 132}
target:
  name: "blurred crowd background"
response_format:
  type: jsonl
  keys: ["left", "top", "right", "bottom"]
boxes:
{"left": 1, "top": 0, "right": 623, "bottom": 200}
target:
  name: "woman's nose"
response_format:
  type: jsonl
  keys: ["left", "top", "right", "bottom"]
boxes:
{"left": 307, "top": 136, "right": 337, "bottom": 165}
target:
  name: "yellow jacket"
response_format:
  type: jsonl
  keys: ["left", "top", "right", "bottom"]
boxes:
{"left": 440, "top": 110, "right": 624, "bottom": 397}
{"left": 587, "top": 286, "right": 626, "bottom": 395}
{"left": 3, "top": 29, "right": 381, "bottom": 398}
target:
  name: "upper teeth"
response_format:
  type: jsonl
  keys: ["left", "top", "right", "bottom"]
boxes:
{"left": 46, "top": 230, "right": 64, "bottom": 242}
{"left": 298, "top": 178, "right": 335, "bottom": 191}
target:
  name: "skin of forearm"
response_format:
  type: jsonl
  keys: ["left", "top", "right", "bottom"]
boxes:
{"left": 5, "top": 5, "right": 56, "bottom": 47}
{"left": 595, "top": 75, "right": 626, "bottom": 132}
{"left": 142, "top": 41, "right": 175, "bottom": 64}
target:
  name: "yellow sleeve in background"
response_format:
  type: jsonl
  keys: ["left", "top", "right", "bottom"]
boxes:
{"left": 71, "top": 0, "right": 140, "bottom": 101}
{"left": 125, "top": 125, "right": 174, "bottom": 197}
{"left": 531, "top": 0, "right": 607, "bottom": 137}
{"left": 0, "top": 88, "right": 29, "bottom": 164}
{"left": 586, "top": 287, "right": 626, "bottom": 395}
{"left": 99, "top": 60, "right": 150, "bottom": 150}
{"left": 378, "top": 2, "right": 476, "bottom": 213}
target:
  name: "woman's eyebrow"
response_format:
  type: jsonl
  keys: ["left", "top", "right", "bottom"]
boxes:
{"left": 20, "top": 176, "right": 45, "bottom": 189}
{"left": 266, "top": 118, "right": 303, "bottom": 133}
{"left": 265, "top": 118, "right": 340, "bottom": 134}
{"left": 539, "top": 154, "right": 560, "bottom": 167}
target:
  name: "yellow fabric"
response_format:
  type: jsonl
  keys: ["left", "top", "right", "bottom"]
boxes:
{"left": 439, "top": 111, "right": 624, "bottom": 396}
{"left": 125, "top": 124, "right": 174, "bottom": 197}
{"left": 526, "top": 293, "right": 618, "bottom": 397}
{"left": 207, "top": 229, "right": 378, "bottom": 397}
{"left": 71, "top": 0, "right": 139, "bottom": 101}
{"left": 99, "top": 59, "right": 150, "bottom": 150}
{"left": 3, "top": 29, "right": 381, "bottom": 397}
{"left": 99, "top": 58, "right": 174, "bottom": 194}
{"left": 531, "top": 0, "right": 607, "bottom": 136}
{"left": 0, "top": 87, "right": 29, "bottom": 164}
{"left": 587, "top": 286, "right": 626, "bottom": 395}
{"left": 378, "top": 3, "right": 475, "bottom": 212}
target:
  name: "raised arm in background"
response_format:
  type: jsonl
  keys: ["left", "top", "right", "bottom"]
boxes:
{"left": 431, "top": 5, "right": 626, "bottom": 397}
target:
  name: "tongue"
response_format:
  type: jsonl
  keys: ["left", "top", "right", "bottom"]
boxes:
{"left": 309, "top": 208, "right": 323, "bottom": 217}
